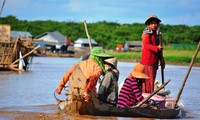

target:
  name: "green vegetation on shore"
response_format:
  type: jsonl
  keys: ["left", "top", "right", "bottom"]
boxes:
{"left": 1, "top": 15, "right": 199, "bottom": 66}
{"left": 107, "top": 49, "right": 200, "bottom": 66}
{"left": 0, "top": 15, "right": 200, "bottom": 50}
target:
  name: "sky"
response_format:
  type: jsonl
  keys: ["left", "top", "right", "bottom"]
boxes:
{"left": 1, "top": 0, "right": 200, "bottom": 26}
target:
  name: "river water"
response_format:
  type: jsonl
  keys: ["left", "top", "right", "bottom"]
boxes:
{"left": 0, "top": 57, "right": 199, "bottom": 119}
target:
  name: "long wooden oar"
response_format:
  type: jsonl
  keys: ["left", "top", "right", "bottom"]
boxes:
{"left": 136, "top": 79, "right": 171, "bottom": 107}
{"left": 174, "top": 41, "right": 200, "bottom": 108}
{"left": 159, "top": 32, "right": 165, "bottom": 84}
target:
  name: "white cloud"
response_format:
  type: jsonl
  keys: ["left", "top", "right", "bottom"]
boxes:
{"left": 1, "top": 0, "right": 200, "bottom": 25}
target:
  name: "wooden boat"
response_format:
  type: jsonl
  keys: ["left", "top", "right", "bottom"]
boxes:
{"left": 57, "top": 89, "right": 181, "bottom": 119}
{"left": 55, "top": 67, "right": 181, "bottom": 119}
{"left": 57, "top": 92, "right": 180, "bottom": 119}
{"left": 80, "top": 95, "right": 180, "bottom": 119}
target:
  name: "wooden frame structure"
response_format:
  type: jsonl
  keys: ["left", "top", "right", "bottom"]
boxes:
{"left": 0, "top": 24, "right": 39, "bottom": 71}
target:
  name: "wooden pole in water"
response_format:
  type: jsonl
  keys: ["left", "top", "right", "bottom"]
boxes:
{"left": 174, "top": 41, "right": 200, "bottom": 108}
{"left": 84, "top": 20, "right": 92, "bottom": 50}
{"left": 136, "top": 79, "right": 171, "bottom": 107}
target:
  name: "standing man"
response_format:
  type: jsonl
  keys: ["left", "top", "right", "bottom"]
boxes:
{"left": 140, "top": 15, "right": 165, "bottom": 93}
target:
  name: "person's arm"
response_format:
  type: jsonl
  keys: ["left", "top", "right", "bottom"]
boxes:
{"left": 84, "top": 62, "right": 102, "bottom": 93}
{"left": 84, "top": 63, "right": 102, "bottom": 102}
{"left": 55, "top": 64, "right": 77, "bottom": 94}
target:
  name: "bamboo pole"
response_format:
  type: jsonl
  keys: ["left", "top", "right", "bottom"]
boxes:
{"left": 136, "top": 79, "right": 171, "bottom": 107}
{"left": 0, "top": 0, "right": 6, "bottom": 15}
{"left": 11, "top": 46, "right": 40, "bottom": 65}
{"left": 159, "top": 32, "right": 165, "bottom": 84}
{"left": 11, "top": 38, "right": 19, "bottom": 62}
{"left": 84, "top": 20, "right": 92, "bottom": 50}
{"left": 0, "top": 64, "right": 23, "bottom": 72}
{"left": 8, "top": 65, "right": 25, "bottom": 72}
{"left": 0, "top": 64, "right": 17, "bottom": 68}
{"left": 174, "top": 41, "right": 200, "bottom": 108}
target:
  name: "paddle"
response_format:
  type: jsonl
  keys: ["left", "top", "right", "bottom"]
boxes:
{"left": 135, "top": 79, "right": 171, "bottom": 108}
{"left": 159, "top": 32, "right": 165, "bottom": 84}
{"left": 174, "top": 41, "right": 200, "bottom": 108}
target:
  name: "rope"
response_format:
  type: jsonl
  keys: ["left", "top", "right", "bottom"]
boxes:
{"left": 53, "top": 86, "right": 85, "bottom": 103}
{"left": 53, "top": 86, "right": 69, "bottom": 102}
{"left": 64, "top": 86, "right": 69, "bottom": 91}
{"left": 53, "top": 91, "right": 66, "bottom": 102}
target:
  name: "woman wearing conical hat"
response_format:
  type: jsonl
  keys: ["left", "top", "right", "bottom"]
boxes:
{"left": 117, "top": 64, "right": 149, "bottom": 108}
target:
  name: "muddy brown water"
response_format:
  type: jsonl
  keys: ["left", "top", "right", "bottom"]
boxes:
{"left": 0, "top": 57, "right": 199, "bottom": 119}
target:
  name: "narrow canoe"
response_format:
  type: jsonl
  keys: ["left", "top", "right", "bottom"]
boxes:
{"left": 58, "top": 94, "right": 180, "bottom": 119}
{"left": 78, "top": 97, "right": 180, "bottom": 119}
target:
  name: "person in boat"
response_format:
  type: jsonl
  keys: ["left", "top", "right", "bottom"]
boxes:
{"left": 98, "top": 57, "right": 119, "bottom": 106}
{"left": 55, "top": 47, "right": 113, "bottom": 102}
{"left": 117, "top": 64, "right": 149, "bottom": 108}
{"left": 140, "top": 15, "right": 165, "bottom": 93}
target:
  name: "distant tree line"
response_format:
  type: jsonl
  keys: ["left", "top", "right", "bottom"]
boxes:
{"left": 0, "top": 15, "right": 199, "bottom": 49}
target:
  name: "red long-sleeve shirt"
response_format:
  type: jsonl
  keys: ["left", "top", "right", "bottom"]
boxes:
{"left": 140, "top": 33, "right": 159, "bottom": 65}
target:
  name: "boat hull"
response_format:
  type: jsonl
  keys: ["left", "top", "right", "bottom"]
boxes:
{"left": 59, "top": 95, "right": 180, "bottom": 119}
{"left": 78, "top": 98, "right": 180, "bottom": 119}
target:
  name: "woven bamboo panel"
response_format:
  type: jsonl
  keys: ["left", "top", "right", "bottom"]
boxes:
{"left": 0, "top": 24, "right": 11, "bottom": 42}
